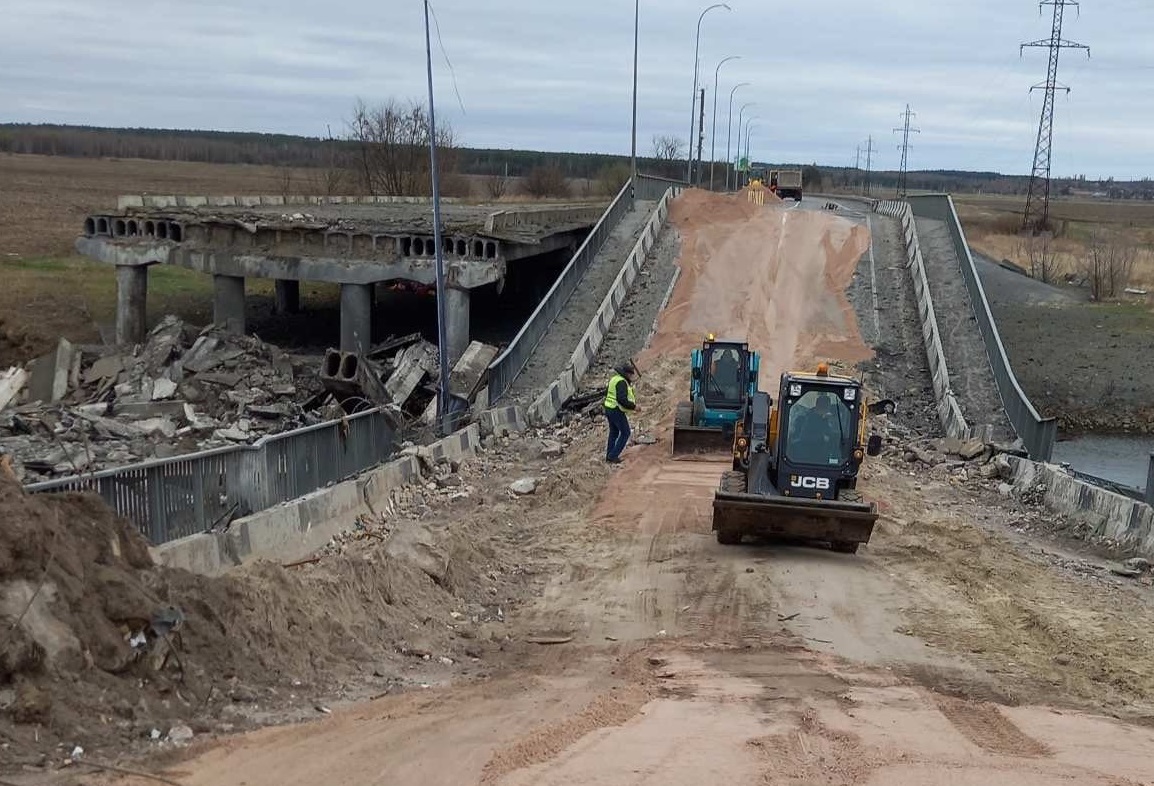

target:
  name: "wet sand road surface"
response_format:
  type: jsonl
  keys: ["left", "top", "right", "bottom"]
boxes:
{"left": 96, "top": 190, "right": 1154, "bottom": 786}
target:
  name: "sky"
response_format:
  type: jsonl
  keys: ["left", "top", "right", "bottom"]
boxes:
{"left": 2, "top": 0, "right": 1152, "bottom": 179}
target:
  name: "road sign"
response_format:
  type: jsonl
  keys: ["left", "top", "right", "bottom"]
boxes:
{"left": 737, "top": 157, "right": 749, "bottom": 172}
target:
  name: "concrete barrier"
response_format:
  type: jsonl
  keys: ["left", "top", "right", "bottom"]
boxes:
{"left": 1006, "top": 456, "right": 1154, "bottom": 556}
{"left": 873, "top": 200, "right": 969, "bottom": 440}
{"left": 153, "top": 424, "right": 483, "bottom": 576}
{"left": 526, "top": 186, "right": 679, "bottom": 426}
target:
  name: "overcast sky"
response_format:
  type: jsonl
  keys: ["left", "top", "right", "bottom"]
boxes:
{"left": 2, "top": 0, "right": 1152, "bottom": 178}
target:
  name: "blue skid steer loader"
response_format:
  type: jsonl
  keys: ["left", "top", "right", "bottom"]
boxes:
{"left": 671, "top": 337, "right": 759, "bottom": 458}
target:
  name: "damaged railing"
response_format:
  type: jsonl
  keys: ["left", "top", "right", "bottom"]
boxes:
{"left": 25, "top": 407, "right": 398, "bottom": 546}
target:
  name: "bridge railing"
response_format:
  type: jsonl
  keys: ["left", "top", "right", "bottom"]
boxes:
{"left": 25, "top": 407, "right": 398, "bottom": 545}
{"left": 906, "top": 194, "right": 1057, "bottom": 461}
{"left": 486, "top": 178, "right": 637, "bottom": 402}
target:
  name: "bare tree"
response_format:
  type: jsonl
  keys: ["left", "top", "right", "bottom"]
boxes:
{"left": 651, "top": 134, "right": 685, "bottom": 162}
{"left": 522, "top": 164, "right": 570, "bottom": 199}
{"left": 485, "top": 170, "right": 510, "bottom": 200}
{"left": 1025, "top": 232, "right": 1064, "bottom": 285}
{"left": 347, "top": 98, "right": 458, "bottom": 197}
{"left": 1081, "top": 227, "right": 1137, "bottom": 301}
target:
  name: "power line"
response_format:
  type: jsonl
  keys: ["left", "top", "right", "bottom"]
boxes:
{"left": 1020, "top": 0, "right": 1090, "bottom": 233}
{"left": 893, "top": 105, "right": 920, "bottom": 199}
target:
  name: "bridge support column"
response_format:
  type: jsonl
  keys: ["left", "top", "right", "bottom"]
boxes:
{"left": 213, "top": 274, "right": 246, "bottom": 335}
{"left": 1146, "top": 452, "right": 1154, "bottom": 507}
{"left": 115, "top": 264, "right": 148, "bottom": 345}
{"left": 340, "top": 282, "right": 373, "bottom": 354}
{"left": 274, "top": 279, "right": 300, "bottom": 314}
{"left": 445, "top": 286, "right": 470, "bottom": 368}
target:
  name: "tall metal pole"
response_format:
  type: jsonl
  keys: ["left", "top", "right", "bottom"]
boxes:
{"left": 710, "top": 55, "right": 739, "bottom": 191}
{"left": 630, "top": 0, "right": 639, "bottom": 197}
{"left": 424, "top": 0, "right": 451, "bottom": 435}
{"left": 743, "top": 118, "right": 758, "bottom": 187}
{"left": 736, "top": 102, "right": 755, "bottom": 187}
{"left": 725, "top": 81, "right": 749, "bottom": 191}
{"left": 685, "top": 3, "right": 730, "bottom": 183}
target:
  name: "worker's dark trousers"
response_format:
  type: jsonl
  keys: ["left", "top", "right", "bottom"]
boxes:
{"left": 604, "top": 406, "right": 631, "bottom": 460}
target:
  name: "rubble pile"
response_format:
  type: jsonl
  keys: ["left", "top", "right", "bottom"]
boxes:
{"left": 0, "top": 317, "right": 329, "bottom": 482}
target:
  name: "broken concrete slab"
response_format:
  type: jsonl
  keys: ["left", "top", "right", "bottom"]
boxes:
{"left": 384, "top": 344, "right": 434, "bottom": 407}
{"left": 152, "top": 378, "right": 179, "bottom": 400}
{"left": 26, "top": 338, "right": 75, "bottom": 404}
{"left": 448, "top": 342, "right": 499, "bottom": 401}
{"left": 83, "top": 355, "right": 124, "bottom": 385}
{"left": 0, "top": 367, "right": 29, "bottom": 412}
{"left": 385, "top": 522, "right": 449, "bottom": 586}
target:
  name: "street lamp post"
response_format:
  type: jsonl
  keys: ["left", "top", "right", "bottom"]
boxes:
{"left": 736, "top": 102, "right": 755, "bottom": 189}
{"left": 742, "top": 118, "right": 758, "bottom": 188}
{"left": 709, "top": 55, "right": 740, "bottom": 191}
{"left": 630, "top": 0, "right": 639, "bottom": 198}
{"left": 685, "top": 3, "right": 731, "bottom": 183}
{"left": 725, "top": 81, "right": 749, "bottom": 191}
{"left": 423, "top": 0, "right": 451, "bottom": 435}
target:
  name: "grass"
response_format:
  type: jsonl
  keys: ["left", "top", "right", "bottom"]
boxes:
{"left": 954, "top": 194, "right": 1154, "bottom": 289}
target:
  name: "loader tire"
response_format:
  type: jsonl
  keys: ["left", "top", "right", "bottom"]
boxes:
{"left": 831, "top": 541, "right": 860, "bottom": 554}
{"left": 675, "top": 402, "right": 692, "bottom": 427}
{"left": 720, "top": 470, "right": 747, "bottom": 494}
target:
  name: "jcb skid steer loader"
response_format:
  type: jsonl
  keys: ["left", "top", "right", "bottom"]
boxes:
{"left": 672, "top": 338, "right": 760, "bottom": 458}
{"left": 712, "top": 363, "right": 883, "bottom": 552}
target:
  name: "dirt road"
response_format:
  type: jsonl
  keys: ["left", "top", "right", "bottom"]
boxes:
{"left": 93, "top": 191, "right": 1154, "bottom": 786}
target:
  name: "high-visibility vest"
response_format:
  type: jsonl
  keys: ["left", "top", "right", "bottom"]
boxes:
{"left": 604, "top": 374, "right": 636, "bottom": 410}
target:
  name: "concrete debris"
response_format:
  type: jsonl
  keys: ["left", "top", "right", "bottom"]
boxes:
{"left": 26, "top": 338, "right": 75, "bottom": 404}
{"left": 166, "top": 724, "right": 195, "bottom": 744}
{"left": 0, "top": 367, "right": 28, "bottom": 412}
{"left": 0, "top": 316, "right": 327, "bottom": 482}
{"left": 509, "top": 477, "right": 539, "bottom": 496}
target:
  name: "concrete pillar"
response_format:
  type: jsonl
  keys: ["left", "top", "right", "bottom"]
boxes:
{"left": 340, "top": 282, "right": 373, "bottom": 354}
{"left": 115, "top": 265, "right": 148, "bottom": 345}
{"left": 1146, "top": 453, "right": 1154, "bottom": 507}
{"left": 445, "top": 286, "right": 470, "bottom": 367}
{"left": 213, "top": 274, "right": 246, "bottom": 335}
{"left": 274, "top": 279, "right": 300, "bottom": 314}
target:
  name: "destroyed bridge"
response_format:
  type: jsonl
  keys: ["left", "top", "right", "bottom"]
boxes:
{"left": 76, "top": 195, "right": 606, "bottom": 366}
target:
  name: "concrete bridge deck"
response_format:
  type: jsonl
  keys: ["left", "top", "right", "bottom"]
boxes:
{"left": 75, "top": 195, "right": 605, "bottom": 364}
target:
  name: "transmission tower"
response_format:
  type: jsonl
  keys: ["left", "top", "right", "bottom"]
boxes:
{"left": 863, "top": 136, "right": 878, "bottom": 197}
{"left": 893, "top": 105, "right": 920, "bottom": 199}
{"left": 1020, "top": 0, "right": 1090, "bottom": 233}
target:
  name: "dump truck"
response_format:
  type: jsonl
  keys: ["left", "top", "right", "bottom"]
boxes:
{"left": 672, "top": 337, "right": 759, "bottom": 457}
{"left": 769, "top": 169, "right": 803, "bottom": 201}
{"left": 712, "top": 362, "right": 883, "bottom": 552}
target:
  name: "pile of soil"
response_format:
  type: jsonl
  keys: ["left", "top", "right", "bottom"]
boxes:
{"left": 0, "top": 462, "right": 527, "bottom": 770}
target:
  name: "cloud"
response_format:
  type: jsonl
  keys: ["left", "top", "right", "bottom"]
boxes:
{"left": 0, "top": 0, "right": 1149, "bottom": 177}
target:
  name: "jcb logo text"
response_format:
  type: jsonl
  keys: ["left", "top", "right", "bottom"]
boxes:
{"left": 790, "top": 476, "right": 830, "bottom": 490}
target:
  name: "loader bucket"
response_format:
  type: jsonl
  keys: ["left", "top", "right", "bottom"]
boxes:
{"left": 671, "top": 425, "right": 733, "bottom": 458}
{"left": 712, "top": 490, "right": 877, "bottom": 551}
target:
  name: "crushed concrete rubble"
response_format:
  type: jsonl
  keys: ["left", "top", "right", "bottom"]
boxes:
{"left": 0, "top": 317, "right": 329, "bottom": 482}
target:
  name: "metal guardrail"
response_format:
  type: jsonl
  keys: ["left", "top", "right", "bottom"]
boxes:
{"left": 486, "top": 178, "right": 637, "bottom": 402}
{"left": 26, "top": 407, "right": 398, "bottom": 545}
{"left": 906, "top": 194, "right": 1058, "bottom": 462}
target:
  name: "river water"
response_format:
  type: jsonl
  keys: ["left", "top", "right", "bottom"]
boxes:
{"left": 1052, "top": 435, "right": 1154, "bottom": 492}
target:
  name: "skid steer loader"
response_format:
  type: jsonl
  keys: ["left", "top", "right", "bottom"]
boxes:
{"left": 712, "top": 363, "right": 883, "bottom": 553}
{"left": 671, "top": 337, "right": 759, "bottom": 458}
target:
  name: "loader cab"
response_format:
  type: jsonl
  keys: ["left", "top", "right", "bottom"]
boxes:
{"left": 691, "top": 340, "right": 757, "bottom": 416}
{"left": 772, "top": 367, "right": 881, "bottom": 500}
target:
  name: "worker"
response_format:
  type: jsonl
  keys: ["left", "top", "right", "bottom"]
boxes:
{"left": 711, "top": 348, "right": 741, "bottom": 401}
{"left": 603, "top": 362, "right": 640, "bottom": 464}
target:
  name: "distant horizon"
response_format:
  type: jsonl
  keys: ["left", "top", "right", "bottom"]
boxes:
{"left": 5, "top": 121, "right": 1146, "bottom": 185}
